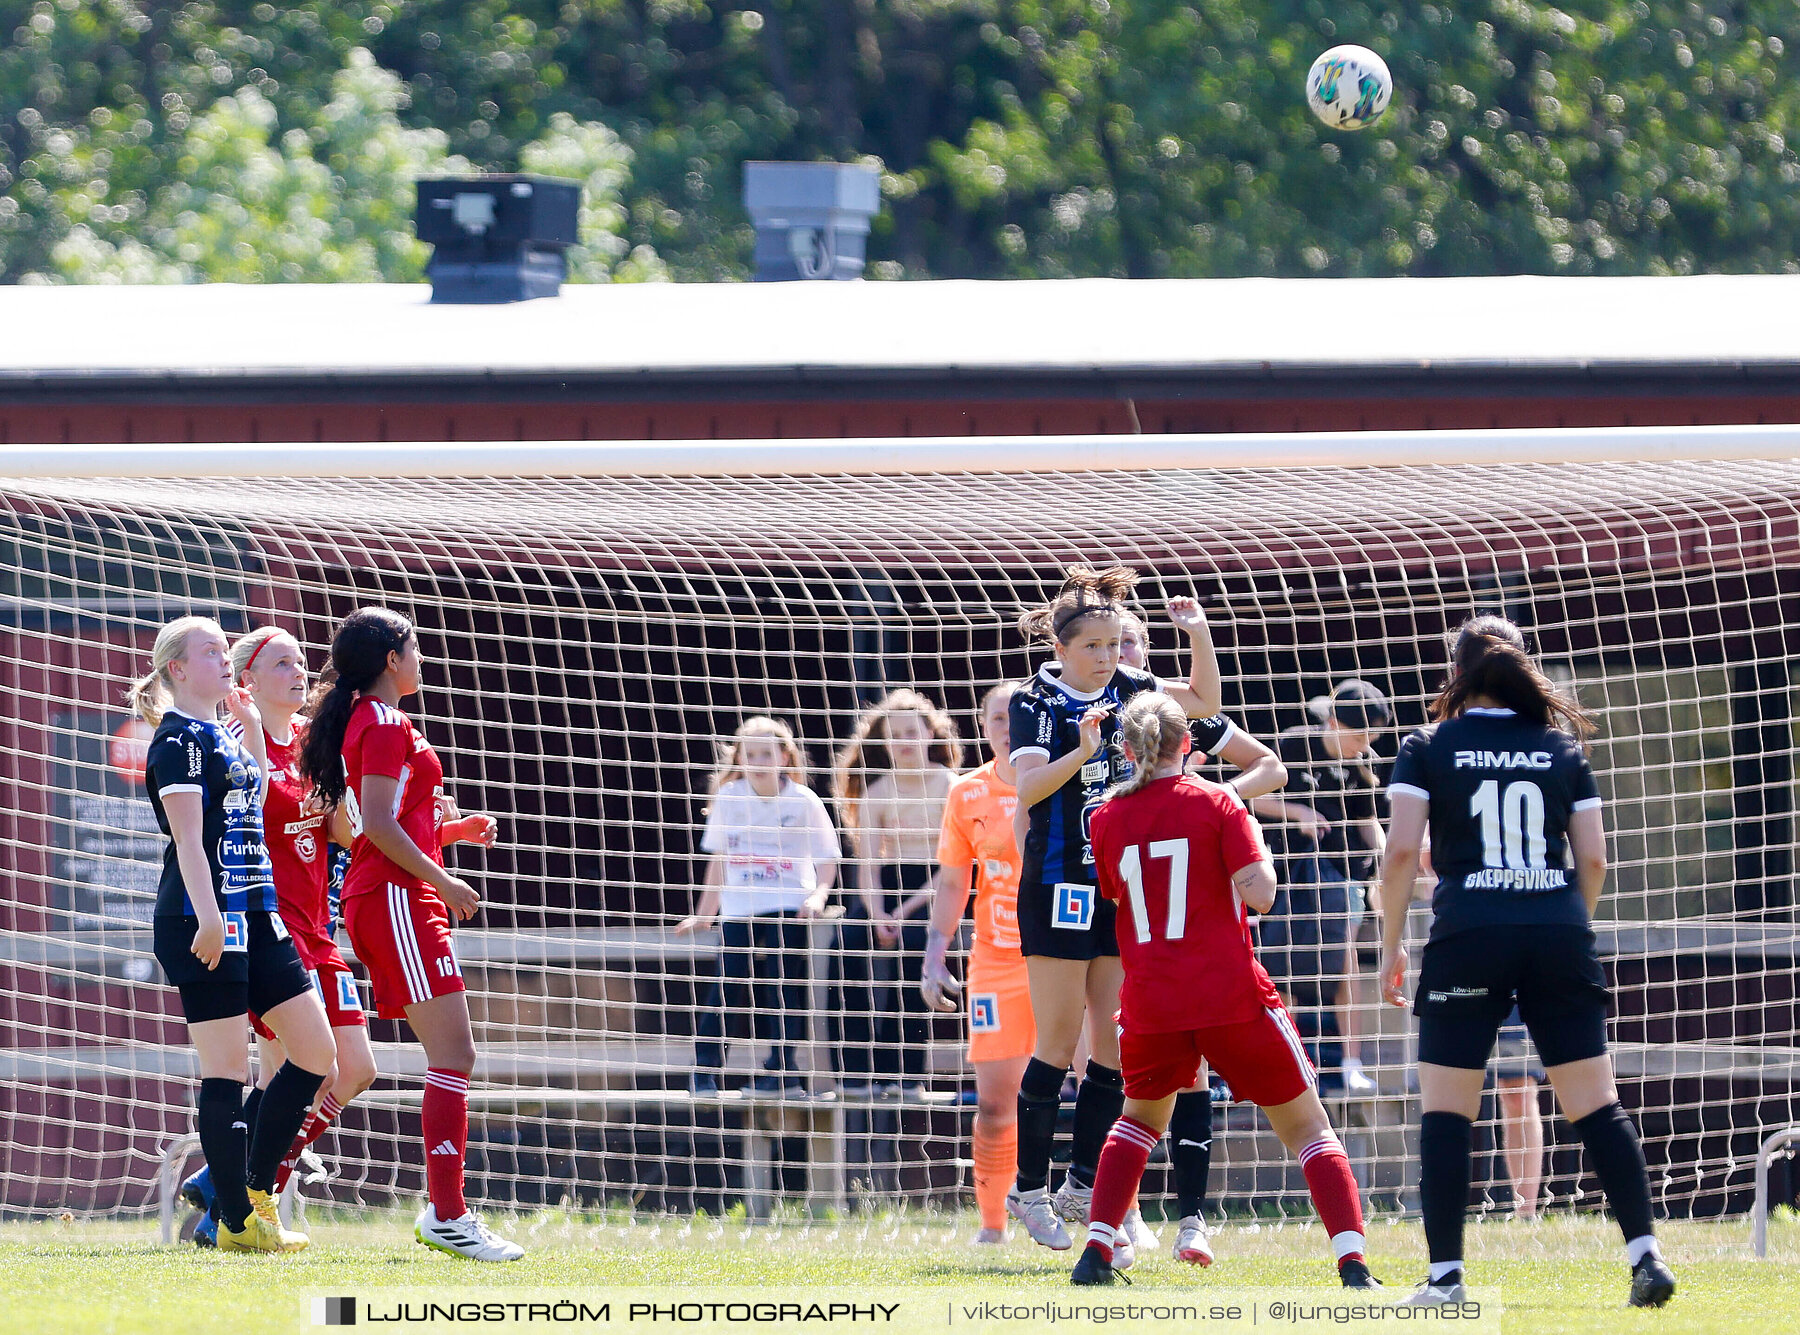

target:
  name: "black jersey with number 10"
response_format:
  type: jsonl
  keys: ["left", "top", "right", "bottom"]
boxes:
{"left": 1388, "top": 705, "right": 1600, "bottom": 942}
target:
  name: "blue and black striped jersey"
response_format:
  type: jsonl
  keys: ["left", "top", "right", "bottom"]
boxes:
{"left": 1008, "top": 662, "right": 1233, "bottom": 886}
{"left": 144, "top": 710, "right": 277, "bottom": 918}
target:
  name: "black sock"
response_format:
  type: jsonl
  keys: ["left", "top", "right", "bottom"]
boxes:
{"left": 246, "top": 1063, "right": 325, "bottom": 1194}
{"left": 1419, "top": 1111, "right": 1473, "bottom": 1267}
{"left": 1014, "top": 1057, "right": 1067, "bottom": 1193}
{"left": 197, "top": 1078, "right": 252, "bottom": 1230}
{"left": 1068, "top": 1060, "right": 1126, "bottom": 1190}
{"left": 1572, "top": 1101, "right": 1656, "bottom": 1247}
{"left": 1170, "top": 1088, "right": 1213, "bottom": 1217}
{"left": 240, "top": 1084, "right": 265, "bottom": 1167}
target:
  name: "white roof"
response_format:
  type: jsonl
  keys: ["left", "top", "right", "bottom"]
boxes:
{"left": 0, "top": 272, "right": 1793, "bottom": 382}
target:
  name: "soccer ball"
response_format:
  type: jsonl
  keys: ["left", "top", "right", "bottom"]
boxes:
{"left": 1305, "top": 44, "right": 1392, "bottom": 130}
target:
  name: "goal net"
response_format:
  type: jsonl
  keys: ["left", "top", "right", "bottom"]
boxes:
{"left": 1, "top": 430, "right": 1796, "bottom": 1227}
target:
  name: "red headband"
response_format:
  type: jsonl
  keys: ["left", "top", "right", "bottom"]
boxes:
{"left": 243, "top": 634, "right": 278, "bottom": 677}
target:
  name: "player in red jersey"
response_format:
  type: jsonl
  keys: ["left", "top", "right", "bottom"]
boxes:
{"left": 1071, "top": 692, "right": 1378, "bottom": 1289}
{"left": 228, "top": 628, "right": 379, "bottom": 1193}
{"left": 297, "top": 607, "right": 522, "bottom": 1262}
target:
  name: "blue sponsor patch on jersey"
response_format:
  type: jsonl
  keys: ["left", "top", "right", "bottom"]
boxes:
{"left": 1053, "top": 882, "right": 1094, "bottom": 931}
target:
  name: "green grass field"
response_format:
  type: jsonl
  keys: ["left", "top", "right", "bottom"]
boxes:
{"left": 2, "top": 1208, "right": 1796, "bottom": 1334}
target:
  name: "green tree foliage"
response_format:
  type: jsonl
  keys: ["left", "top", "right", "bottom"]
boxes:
{"left": 2, "top": 1, "right": 1797, "bottom": 282}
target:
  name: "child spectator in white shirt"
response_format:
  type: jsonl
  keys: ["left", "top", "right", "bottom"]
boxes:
{"left": 677, "top": 716, "right": 840, "bottom": 1097}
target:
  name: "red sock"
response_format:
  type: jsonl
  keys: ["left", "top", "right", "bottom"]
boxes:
{"left": 422, "top": 1069, "right": 470, "bottom": 1219}
{"left": 1083, "top": 1116, "right": 1158, "bottom": 1261}
{"left": 274, "top": 1094, "right": 345, "bottom": 1193}
{"left": 1299, "top": 1132, "right": 1367, "bottom": 1266}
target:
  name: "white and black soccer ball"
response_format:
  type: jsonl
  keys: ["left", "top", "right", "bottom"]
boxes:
{"left": 1305, "top": 44, "right": 1392, "bottom": 130}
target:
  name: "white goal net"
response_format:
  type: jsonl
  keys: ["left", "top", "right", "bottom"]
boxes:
{"left": 1, "top": 430, "right": 1796, "bottom": 1227}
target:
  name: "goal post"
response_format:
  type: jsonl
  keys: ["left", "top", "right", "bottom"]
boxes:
{"left": 1, "top": 425, "right": 1797, "bottom": 1225}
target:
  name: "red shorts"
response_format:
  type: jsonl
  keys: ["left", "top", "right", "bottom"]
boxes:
{"left": 1119, "top": 1006, "right": 1315, "bottom": 1106}
{"left": 250, "top": 934, "right": 367, "bottom": 1039}
{"left": 342, "top": 882, "right": 465, "bottom": 1020}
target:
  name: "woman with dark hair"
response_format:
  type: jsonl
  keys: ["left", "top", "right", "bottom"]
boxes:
{"left": 298, "top": 607, "right": 522, "bottom": 1262}
{"left": 1377, "top": 615, "right": 1674, "bottom": 1308}
{"left": 1002, "top": 563, "right": 1237, "bottom": 1256}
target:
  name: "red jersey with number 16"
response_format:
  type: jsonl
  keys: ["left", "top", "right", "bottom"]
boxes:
{"left": 1090, "top": 774, "right": 1280, "bottom": 1033}
{"left": 340, "top": 696, "right": 445, "bottom": 903}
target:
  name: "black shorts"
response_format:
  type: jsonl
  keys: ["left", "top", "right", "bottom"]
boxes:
{"left": 153, "top": 911, "right": 315, "bottom": 1026}
{"left": 1017, "top": 880, "right": 1118, "bottom": 961}
{"left": 1415, "top": 923, "right": 1609, "bottom": 1071}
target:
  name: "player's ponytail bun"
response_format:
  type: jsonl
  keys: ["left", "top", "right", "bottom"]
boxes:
{"left": 298, "top": 607, "right": 415, "bottom": 809}
{"left": 1432, "top": 614, "right": 1594, "bottom": 740}
{"left": 1103, "top": 691, "right": 1188, "bottom": 801}
{"left": 1017, "top": 562, "right": 1140, "bottom": 645}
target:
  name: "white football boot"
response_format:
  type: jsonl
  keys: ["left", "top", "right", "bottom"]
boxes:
{"left": 1005, "top": 1187, "right": 1072, "bottom": 1250}
{"left": 415, "top": 1204, "right": 525, "bottom": 1262}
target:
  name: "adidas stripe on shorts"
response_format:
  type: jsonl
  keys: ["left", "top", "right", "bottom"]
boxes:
{"left": 342, "top": 881, "right": 465, "bottom": 1019}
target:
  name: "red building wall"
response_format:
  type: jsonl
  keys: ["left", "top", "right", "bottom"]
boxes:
{"left": 2, "top": 388, "right": 1798, "bottom": 447}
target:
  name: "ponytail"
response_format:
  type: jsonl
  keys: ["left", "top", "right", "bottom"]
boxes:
{"left": 127, "top": 615, "right": 224, "bottom": 724}
{"left": 1017, "top": 563, "right": 1139, "bottom": 645}
{"left": 1102, "top": 692, "right": 1188, "bottom": 802}
{"left": 1431, "top": 615, "right": 1594, "bottom": 740}
{"left": 297, "top": 607, "right": 414, "bottom": 808}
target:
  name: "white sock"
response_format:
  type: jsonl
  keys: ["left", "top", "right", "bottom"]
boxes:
{"left": 1331, "top": 1230, "right": 1366, "bottom": 1261}
{"left": 1430, "top": 1260, "right": 1464, "bottom": 1283}
{"left": 1342, "top": 1056, "right": 1365, "bottom": 1071}
{"left": 1627, "top": 1235, "right": 1662, "bottom": 1267}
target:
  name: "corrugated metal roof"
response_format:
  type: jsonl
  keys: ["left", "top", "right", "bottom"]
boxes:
{"left": 0, "top": 273, "right": 1792, "bottom": 386}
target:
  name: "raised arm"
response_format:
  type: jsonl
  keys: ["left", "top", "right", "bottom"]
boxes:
{"left": 222, "top": 688, "right": 268, "bottom": 804}
{"left": 1154, "top": 596, "right": 1223, "bottom": 718}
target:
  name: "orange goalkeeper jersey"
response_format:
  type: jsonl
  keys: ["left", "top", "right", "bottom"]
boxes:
{"left": 937, "top": 760, "right": 1026, "bottom": 971}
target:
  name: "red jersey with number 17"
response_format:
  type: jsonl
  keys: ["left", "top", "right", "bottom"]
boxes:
{"left": 340, "top": 696, "right": 445, "bottom": 903}
{"left": 1090, "top": 774, "right": 1280, "bottom": 1033}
